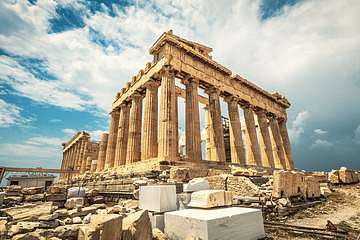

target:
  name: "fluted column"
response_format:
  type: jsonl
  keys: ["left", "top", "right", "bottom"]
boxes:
{"left": 126, "top": 93, "right": 143, "bottom": 164}
{"left": 67, "top": 146, "right": 75, "bottom": 178}
{"left": 255, "top": 110, "right": 275, "bottom": 168}
{"left": 206, "top": 87, "right": 225, "bottom": 162}
{"left": 60, "top": 150, "right": 67, "bottom": 179}
{"left": 96, "top": 133, "right": 108, "bottom": 172}
{"left": 114, "top": 103, "right": 131, "bottom": 167}
{"left": 242, "top": 104, "right": 261, "bottom": 166}
{"left": 80, "top": 140, "right": 89, "bottom": 174}
{"left": 278, "top": 119, "right": 294, "bottom": 170}
{"left": 77, "top": 140, "right": 85, "bottom": 175}
{"left": 269, "top": 116, "right": 286, "bottom": 169}
{"left": 158, "top": 66, "right": 178, "bottom": 160}
{"left": 225, "top": 96, "right": 246, "bottom": 164}
{"left": 86, "top": 156, "right": 92, "bottom": 172}
{"left": 183, "top": 77, "right": 202, "bottom": 162}
{"left": 204, "top": 106, "right": 214, "bottom": 160}
{"left": 104, "top": 110, "right": 120, "bottom": 169}
{"left": 141, "top": 81, "right": 159, "bottom": 160}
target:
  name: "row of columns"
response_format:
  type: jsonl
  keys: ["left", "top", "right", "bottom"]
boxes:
{"left": 61, "top": 136, "right": 91, "bottom": 179}
{"left": 95, "top": 65, "right": 294, "bottom": 172}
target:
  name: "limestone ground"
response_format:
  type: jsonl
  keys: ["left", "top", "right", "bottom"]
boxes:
{"left": 265, "top": 183, "right": 360, "bottom": 239}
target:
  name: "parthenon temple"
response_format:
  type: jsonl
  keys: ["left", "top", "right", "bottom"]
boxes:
{"left": 60, "top": 30, "right": 294, "bottom": 180}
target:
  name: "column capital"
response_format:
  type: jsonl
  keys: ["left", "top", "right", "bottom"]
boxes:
{"left": 129, "top": 92, "right": 144, "bottom": 102}
{"left": 160, "top": 65, "right": 176, "bottom": 77}
{"left": 110, "top": 108, "right": 120, "bottom": 117}
{"left": 224, "top": 95, "right": 239, "bottom": 104}
{"left": 181, "top": 75, "right": 199, "bottom": 85}
{"left": 205, "top": 86, "right": 221, "bottom": 96}
{"left": 144, "top": 80, "right": 160, "bottom": 91}
{"left": 238, "top": 101, "right": 252, "bottom": 109}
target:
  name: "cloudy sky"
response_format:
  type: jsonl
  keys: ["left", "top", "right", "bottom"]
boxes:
{"left": 0, "top": 0, "right": 359, "bottom": 171}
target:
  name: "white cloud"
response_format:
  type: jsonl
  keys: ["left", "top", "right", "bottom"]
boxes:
{"left": 0, "top": 0, "right": 359, "bottom": 120}
{"left": 0, "top": 143, "right": 60, "bottom": 158}
{"left": 0, "top": 99, "right": 32, "bottom": 127}
{"left": 288, "top": 110, "right": 310, "bottom": 143}
{"left": 310, "top": 139, "right": 334, "bottom": 150}
{"left": 314, "top": 128, "right": 327, "bottom": 135}
{"left": 354, "top": 125, "right": 360, "bottom": 144}
{"left": 25, "top": 136, "right": 64, "bottom": 146}
{"left": 62, "top": 128, "right": 77, "bottom": 136}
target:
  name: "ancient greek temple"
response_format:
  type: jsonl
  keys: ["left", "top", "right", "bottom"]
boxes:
{"left": 60, "top": 31, "right": 294, "bottom": 179}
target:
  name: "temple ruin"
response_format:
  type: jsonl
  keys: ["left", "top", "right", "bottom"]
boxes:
{"left": 60, "top": 30, "right": 294, "bottom": 181}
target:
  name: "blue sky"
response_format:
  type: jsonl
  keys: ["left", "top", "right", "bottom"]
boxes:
{"left": 0, "top": 0, "right": 359, "bottom": 171}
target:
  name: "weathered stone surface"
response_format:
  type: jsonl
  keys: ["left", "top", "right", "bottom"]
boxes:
{"left": 64, "top": 197, "right": 85, "bottom": 209}
{"left": 139, "top": 185, "right": 177, "bottom": 212}
{"left": 188, "top": 190, "right": 232, "bottom": 209}
{"left": 69, "top": 206, "right": 97, "bottom": 218}
{"left": 165, "top": 207, "right": 265, "bottom": 240}
{"left": 153, "top": 228, "right": 169, "bottom": 240}
{"left": 72, "top": 217, "right": 82, "bottom": 224}
{"left": 54, "top": 209, "right": 69, "bottom": 218}
{"left": 204, "top": 174, "right": 228, "bottom": 190}
{"left": 54, "top": 225, "right": 81, "bottom": 240}
{"left": 122, "top": 210, "right": 152, "bottom": 240}
{"left": 78, "top": 214, "right": 122, "bottom": 240}
{"left": 2, "top": 202, "right": 52, "bottom": 221}
{"left": 39, "top": 213, "right": 59, "bottom": 221}
{"left": 183, "top": 178, "right": 210, "bottom": 193}
{"left": 227, "top": 175, "right": 260, "bottom": 197}
{"left": 47, "top": 186, "right": 66, "bottom": 194}
{"left": 149, "top": 212, "right": 165, "bottom": 232}
{"left": 338, "top": 167, "right": 359, "bottom": 184}
{"left": 21, "top": 187, "right": 44, "bottom": 195}
{"left": 46, "top": 193, "right": 66, "bottom": 202}
{"left": 24, "top": 193, "right": 44, "bottom": 202}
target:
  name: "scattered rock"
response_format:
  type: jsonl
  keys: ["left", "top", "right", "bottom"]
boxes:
{"left": 39, "top": 213, "right": 59, "bottom": 221}
{"left": 64, "top": 197, "right": 84, "bottom": 209}
{"left": 21, "top": 187, "right": 44, "bottom": 195}
{"left": 122, "top": 210, "right": 152, "bottom": 240}
{"left": 188, "top": 190, "right": 232, "bottom": 208}
{"left": 153, "top": 228, "right": 169, "bottom": 240}
{"left": 72, "top": 217, "right": 82, "bottom": 224}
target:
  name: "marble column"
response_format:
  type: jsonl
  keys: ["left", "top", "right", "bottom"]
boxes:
{"left": 183, "top": 77, "right": 202, "bottom": 162}
{"left": 114, "top": 103, "right": 131, "bottom": 167}
{"left": 242, "top": 104, "right": 261, "bottom": 166}
{"left": 206, "top": 87, "right": 226, "bottom": 162}
{"left": 255, "top": 110, "right": 275, "bottom": 168}
{"left": 141, "top": 81, "right": 159, "bottom": 160}
{"left": 104, "top": 109, "right": 120, "bottom": 169}
{"left": 225, "top": 96, "right": 246, "bottom": 164}
{"left": 158, "top": 66, "right": 178, "bottom": 160}
{"left": 86, "top": 156, "right": 92, "bottom": 172}
{"left": 278, "top": 119, "right": 294, "bottom": 170}
{"left": 204, "top": 106, "right": 214, "bottom": 161}
{"left": 67, "top": 146, "right": 75, "bottom": 178}
{"left": 80, "top": 141, "right": 89, "bottom": 174}
{"left": 126, "top": 93, "right": 143, "bottom": 164}
{"left": 269, "top": 116, "right": 286, "bottom": 169}
{"left": 96, "top": 133, "right": 108, "bottom": 172}
{"left": 60, "top": 150, "right": 66, "bottom": 179}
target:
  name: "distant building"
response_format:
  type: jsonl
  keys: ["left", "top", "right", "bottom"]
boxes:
{"left": 7, "top": 175, "right": 56, "bottom": 189}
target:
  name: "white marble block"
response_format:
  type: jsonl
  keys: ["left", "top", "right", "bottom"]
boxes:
{"left": 188, "top": 190, "right": 232, "bottom": 208}
{"left": 149, "top": 212, "right": 165, "bottom": 231}
{"left": 165, "top": 207, "right": 265, "bottom": 240}
{"left": 183, "top": 178, "right": 210, "bottom": 192}
{"left": 139, "top": 185, "right": 177, "bottom": 212}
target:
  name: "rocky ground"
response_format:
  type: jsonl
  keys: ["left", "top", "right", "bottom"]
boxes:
{"left": 265, "top": 183, "right": 360, "bottom": 240}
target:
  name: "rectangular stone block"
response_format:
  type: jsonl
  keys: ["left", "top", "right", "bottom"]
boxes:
{"left": 149, "top": 212, "right": 165, "bottom": 232}
{"left": 139, "top": 185, "right": 177, "bottom": 213}
{"left": 165, "top": 207, "right": 265, "bottom": 240}
{"left": 188, "top": 190, "right": 232, "bottom": 209}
